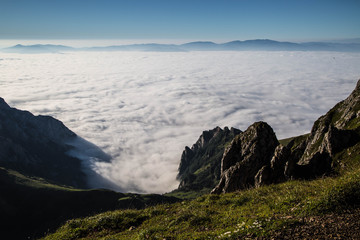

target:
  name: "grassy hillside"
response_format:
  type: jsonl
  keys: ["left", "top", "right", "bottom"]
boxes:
{"left": 278, "top": 133, "right": 310, "bottom": 147}
{"left": 0, "top": 168, "right": 178, "bottom": 240}
{"left": 42, "top": 141, "right": 360, "bottom": 239}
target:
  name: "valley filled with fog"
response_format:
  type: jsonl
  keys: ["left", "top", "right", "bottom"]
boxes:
{"left": 1, "top": 51, "right": 360, "bottom": 193}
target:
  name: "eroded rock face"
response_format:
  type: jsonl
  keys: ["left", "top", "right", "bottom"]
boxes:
{"left": 177, "top": 126, "right": 241, "bottom": 191}
{"left": 255, "top": 144, "right": 290, "bottom": 187}
{"left": 320, "top": 125, "right": 359, "bottom": 159}
{"left": 287, "top": 79, "right": 360, "bottom": 179}
{"left": 333, "top": 79, "right": 360, "bottom": 129}
{"left": 211, "top": 122, "right": 279, "bottom": 194}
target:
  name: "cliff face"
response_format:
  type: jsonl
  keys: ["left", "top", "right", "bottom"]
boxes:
{"left": 209, "top": 79, "right": 360, "bottom": 194}
{"left": 176, "top": 126, "right": 241, "bottom": 191}
{"left": 211, "top": 122, "right": 279, "bottom": 194}
{"left": 285, "top": 79, "right": 360, "bottom": 180}
{"left": 0, "top": 98, "right": 87, "bottom": 188}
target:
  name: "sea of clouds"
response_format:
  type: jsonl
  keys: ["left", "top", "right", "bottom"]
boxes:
{"left": 1, "top": 51, "right": 360, "bottom": 193}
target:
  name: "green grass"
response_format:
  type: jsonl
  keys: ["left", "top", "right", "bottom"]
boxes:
{"left": 193, "top": 163, "right": 211, "bottom": 175}
{"left": 279, "top": 133, "right": 310, "bottom": 148}
{"left": 0, "top": 168, "right": 178, "bottom": 240}
{"left": 2, "top": 167, "right": 80, "bottom": 191}
{"left": 43, "top": 144, "right": 360, "bottom": 240}
{"left": 165, "top": 187, "right": 212, "bottom": 200}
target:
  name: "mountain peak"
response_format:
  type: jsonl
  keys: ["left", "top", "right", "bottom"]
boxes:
{"left": 0, "top": 98, "right": 85, "bottom": 187}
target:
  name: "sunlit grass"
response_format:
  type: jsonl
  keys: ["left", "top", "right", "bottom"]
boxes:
{"left": 43, "top": 156, "right": 360, "bottom": 239}
{"left": 41, "top": 137, "right": 360, "bottom": 240}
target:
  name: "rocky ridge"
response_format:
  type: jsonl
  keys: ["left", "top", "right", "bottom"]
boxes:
{"left": 210, "top": 79, "right": 360, "bottom": 193}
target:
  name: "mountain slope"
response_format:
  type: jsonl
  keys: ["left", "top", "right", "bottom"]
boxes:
{"left": 0, "top": 98, "right": 88, "bottom": 188}
{"left": 0, "top": 167, "right": 178, "bottom": 240}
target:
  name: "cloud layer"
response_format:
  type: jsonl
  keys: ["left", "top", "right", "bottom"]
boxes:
{"left": 1, "top": 51, "right": 359, "bottom": 193}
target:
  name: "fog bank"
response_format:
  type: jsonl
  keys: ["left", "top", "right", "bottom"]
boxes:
{"left": 1, "top": 51, "right": 359, "bottom": 193}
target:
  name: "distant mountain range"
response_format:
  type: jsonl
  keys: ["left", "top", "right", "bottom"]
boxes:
{"left": 2, "top": 44, "right": 75, "bottom": 53}
{"left": 2, "top": 39, "right": 360, "bottom": 53}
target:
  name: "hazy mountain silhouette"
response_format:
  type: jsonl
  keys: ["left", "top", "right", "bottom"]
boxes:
{"left": 2, "top": 39, "right": 360, "bottom": 53}
{"left": 2, "top": 44, "right": 74, "bottom": 53}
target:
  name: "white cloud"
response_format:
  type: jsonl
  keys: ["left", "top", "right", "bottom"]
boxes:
{"left": 1, "top": 51, "right": 359, "bottom": 193}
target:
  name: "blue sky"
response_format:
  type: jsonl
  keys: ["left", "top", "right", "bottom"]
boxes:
{"left": 1, "top": 0, "right": 360, "bottom": 42}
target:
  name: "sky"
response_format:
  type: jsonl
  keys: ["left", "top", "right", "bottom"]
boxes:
{"left": 1, "top": 0, "right": 360, "bottom": 42}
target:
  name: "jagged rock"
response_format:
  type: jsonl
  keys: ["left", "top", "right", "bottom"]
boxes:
{"left": 176, "top": 126, "right": 241, "bottom": 191}
{"left": 286, "top": 79, "right": 360, "bottom": 179}
{"left": 178, "top": 146, "right": 195, "bottom": 178}
{"left": 271, "top": 145, "right": 291, "bottom": 176}
{"left": 321, "top": 125, "right": 359, "bottom": 157}
{"left": 0, "top": 98, "right": 87, "bottom": 187}
{"left": 255, "top": 144, "right": 291, "bottom": 187}
{"left": 211, "top": 122, "right": 279, "bottom": 194}
{"left": 284, "top": 135, "right": 309, "bottom": 179}
{"left": 332, "top": 79, "right": 360, "bottom": 129}
{"left": 254, "top": 165, "right": 272, "bottom": 187}
{"left": 302, "top": 80, "right": 360, "bottom": 162}
{"left": 176, "top": 80, "right": 360, "bottom": 194}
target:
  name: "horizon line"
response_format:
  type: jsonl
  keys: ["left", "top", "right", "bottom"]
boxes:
{"left": 1, "top": 37, "right": 360, "bottom": 49}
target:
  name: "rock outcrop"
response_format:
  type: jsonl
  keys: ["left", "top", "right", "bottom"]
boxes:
{"left": 255, "top": 144, "right": 290, "bottom": 187}
{"left": 176, "top": 126, "right": 241, "bottom": 191}
{"left": 0, "top": 98, "right": 87, "bottom": 187}
{"left": 285, "top": 79, "right": 360, "bottom": 179}
{"left": 211, "top": 122, "right": 279, "bottom": 194}
{"left": 210, "top": 79, "right": 360, "bottom": 194}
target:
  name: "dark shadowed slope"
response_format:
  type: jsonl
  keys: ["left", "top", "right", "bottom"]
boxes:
{"left": 0, "top": 98, "right": 179, "bottom": 239}
{"left": 0, "top": 97, "right": 88, "bottom": 188}
{"left": 0, "top": 167, "right": 179, "bottom": 240}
